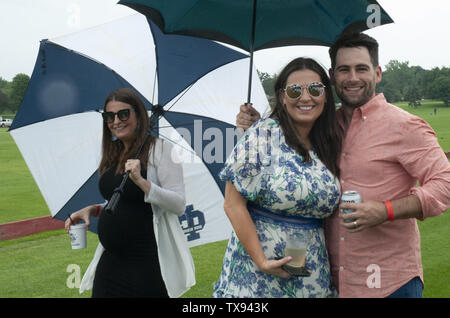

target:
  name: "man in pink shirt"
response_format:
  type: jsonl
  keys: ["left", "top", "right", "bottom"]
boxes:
{"left": 236, "top": 32, "right": 450, "bottom": 297}
{"left": 325, "top": 32, "right": 450, "bottom": 297}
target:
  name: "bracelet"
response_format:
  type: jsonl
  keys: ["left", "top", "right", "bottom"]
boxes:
{"left": 95, "top": 205, "right": 101, "bottom": 217}
{"left": 384, "top": 201, "right": 394, "bottom": 221}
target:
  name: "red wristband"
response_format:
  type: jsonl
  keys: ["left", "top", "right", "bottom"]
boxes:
{"left": 384, "top": 201, "right": 394, "bottom": 221}
{"left": 95, "top": 205, "right": 101, "bottom": 217}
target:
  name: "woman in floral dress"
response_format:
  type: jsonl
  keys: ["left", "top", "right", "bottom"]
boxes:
{"left": 213, "top": 58, "right": 342, "bottom": 298}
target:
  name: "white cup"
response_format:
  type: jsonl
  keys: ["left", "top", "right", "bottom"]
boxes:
{"left": 69, "top": 223, "right": 87, "bottom": 249}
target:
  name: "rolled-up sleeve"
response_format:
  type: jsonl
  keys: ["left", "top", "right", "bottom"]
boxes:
{"left": 399, "top": 117, "right": 450, "bottom": 219}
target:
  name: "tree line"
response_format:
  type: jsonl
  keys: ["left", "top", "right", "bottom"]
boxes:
{"left": 0, "top": 74, "right": 30, "bottom": 115}
{"left": 377, "top": 60, "right": 450, "bottom": 106}
{"left": 1, "top": 60, "right": 449, "bottom": 115}
{"left": 258, "top": 60, "right": 450, "bottom": 107}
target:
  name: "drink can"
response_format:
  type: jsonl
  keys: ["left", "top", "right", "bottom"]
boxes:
{"left": 341, "top": 190, "right": 362, "bottom": 223}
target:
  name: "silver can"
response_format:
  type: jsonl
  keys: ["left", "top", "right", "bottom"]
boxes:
{"left": 341, "top": 190, "right": 361, "bottom": 223}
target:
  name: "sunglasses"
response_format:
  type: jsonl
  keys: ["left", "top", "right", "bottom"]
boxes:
{"left": 102, "top": 108, "right": 135, "bottom": 123}
{"left": 284, "top": 82, "right": 326, "bottom": 100}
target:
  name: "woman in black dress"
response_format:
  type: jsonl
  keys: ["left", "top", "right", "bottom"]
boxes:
{"left": 65, "top": 88, "right": 195, "bottom": 297}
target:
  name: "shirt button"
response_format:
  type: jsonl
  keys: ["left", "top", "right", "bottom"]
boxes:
{"left": 341, "top": 180, "right": 345, "bottom": 184}
{"left": 363, "top": 116, "right": 367, "bottom": 120}
{"left": 340, "top": 266, "right": 344, "bottom": 271}
{"left": 341, "top": 237, "right": 345, "bottom": 241}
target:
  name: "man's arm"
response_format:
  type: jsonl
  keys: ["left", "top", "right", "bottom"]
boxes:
{"left": 341, "top": 116, "right": 450, "bottom": 232}
{"left": 340, "top": 195, "right": 423, "bottom": 232}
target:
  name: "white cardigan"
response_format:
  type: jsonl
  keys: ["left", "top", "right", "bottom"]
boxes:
{"left": 79, "top": 138, "right": 196, "bottom": 297}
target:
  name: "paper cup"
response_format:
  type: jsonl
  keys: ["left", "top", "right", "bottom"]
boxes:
{"left": 69, "top": 223, "right": 87, "bottom": 249}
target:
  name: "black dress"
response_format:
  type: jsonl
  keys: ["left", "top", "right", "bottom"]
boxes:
{"left": 92, "top": 167, "right": 168, "bottom": 298}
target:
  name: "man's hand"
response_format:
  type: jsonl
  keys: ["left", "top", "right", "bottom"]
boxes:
{"left": 340, "top": 200, "right": 388, "bottom": 232}
{"left": 236, "top": 103, "right": 261, "bottom": 131}
{"left": 340, "top": 195, "right": 423, "bottom": 232}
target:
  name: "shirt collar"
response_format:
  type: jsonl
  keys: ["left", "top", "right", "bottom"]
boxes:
{"left": 356, "top": 93, "right": 387, "bottom": 119}
{"left": 337, "top": 93, "right": 387, "bottom": 123}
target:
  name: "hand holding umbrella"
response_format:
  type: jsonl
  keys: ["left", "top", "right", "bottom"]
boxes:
{"left": 125, "top": 159, "right": 152, "bottom": 195}
{"left": 104, "top": 134, "right": 150, "bottom": 215}
{"left": 236, "top": 103, "right": 261, "bottom": 131}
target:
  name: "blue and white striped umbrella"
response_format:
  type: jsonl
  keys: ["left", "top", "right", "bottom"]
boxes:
{"left": 9, "top": 14, "right": 268, "bottom": 247}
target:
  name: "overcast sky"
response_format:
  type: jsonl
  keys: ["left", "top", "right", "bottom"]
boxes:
{"left": 1, "top": 0, "right": 449, "bottom": 81}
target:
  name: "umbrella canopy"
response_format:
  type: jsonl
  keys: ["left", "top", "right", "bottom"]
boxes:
{"left": 119, "top": 0, "right": 394, "bottom": 102}
{"left": 119, "top": 0, "right": 394, "bottom": 51}
{"left": 10, "top": 14, "right": 269, "bottom": 247}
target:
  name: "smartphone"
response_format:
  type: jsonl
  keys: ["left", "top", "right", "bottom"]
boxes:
{"left": 282, "top": 264, "right": 311, "bottom": 277}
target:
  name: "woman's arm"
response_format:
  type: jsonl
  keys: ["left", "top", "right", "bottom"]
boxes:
{"left": 143, "top": 140, "right": 186, "bottom": 215}
{"left": 224, "top": 181, "right": 292, "bottom": 278}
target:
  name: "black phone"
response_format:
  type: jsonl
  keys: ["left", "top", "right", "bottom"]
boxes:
{"left": 282, "top": 264, "right": 311, "bottom": 277}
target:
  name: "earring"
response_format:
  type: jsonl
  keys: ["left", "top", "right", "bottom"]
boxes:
{"left": 111, "top": 135, "right": 118, "bottom": 141}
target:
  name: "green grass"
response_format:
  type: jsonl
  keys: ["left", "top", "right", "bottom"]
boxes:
{"left": 419, "top": 212, "right": 450, "bottom": 298}
{"left": 0, "top": 128, "right": 48, "bottom": 223}
{"left": 0, "top": 230, "right": 97, "bottom": 298}
{"left": 0, "top": 100, "right": 449, "bottom": 297}
{"left": 0, "top": 229, "right": 227, "bottom": 298}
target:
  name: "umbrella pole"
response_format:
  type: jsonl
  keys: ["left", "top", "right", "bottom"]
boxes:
{"left": 246, "top": 0, "right": 257, "bottom": 105}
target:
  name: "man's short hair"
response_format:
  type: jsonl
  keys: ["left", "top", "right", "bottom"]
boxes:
{"left": 329, "top": 32, "right": 379, "bottom": 69}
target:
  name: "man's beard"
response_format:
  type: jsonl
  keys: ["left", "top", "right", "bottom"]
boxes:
{"left": 336, "top": 82, "right": 376, "bottom": 109}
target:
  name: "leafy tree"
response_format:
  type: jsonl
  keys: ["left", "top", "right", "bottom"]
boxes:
{"left": 382, "top": 60, "right": 413, "bottom": 101}
{"left": 405, "top": 84, "right": 421, "bottom": 107}
{"left": 257, "top": 70, "right": 276, "bottom": 98}
{"left": 429, "top": 76, "right": 450, "bottom": 106}
{"left": 379, "top": 61, "right": 450, "bottom": 106}
{"left": 0, "top": 89, "right": 10, "bottom": 114}
{"left": 0, "top": 77, "right": 8, "bottom": 90}
{"left": 380, "top": 84, "right": 402, "bottom": 103}
{"left": 9, "top": 73, "right": 30, "bottom": 112}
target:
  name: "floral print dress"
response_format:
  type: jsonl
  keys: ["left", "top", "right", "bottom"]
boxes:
{"left": 213, "top": 117, "right": 341, "bottom": 298}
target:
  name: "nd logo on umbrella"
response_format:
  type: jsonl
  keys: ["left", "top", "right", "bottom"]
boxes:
{"left": 179, "top": 205, "right": 205, "bottom": 242}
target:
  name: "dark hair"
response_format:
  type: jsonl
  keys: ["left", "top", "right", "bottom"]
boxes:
{"left": 99, "top": 88, "right": 156, "bottom": 175}
{"left": 270, "top": 57, "right": 341, "bottom": 178}
{"left": 329, "top": 32, "right": 379, "bottom": 70}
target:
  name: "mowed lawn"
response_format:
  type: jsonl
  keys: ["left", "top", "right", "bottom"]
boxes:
{"left": 0, "top": 101, "right": 449, "bottom": 298}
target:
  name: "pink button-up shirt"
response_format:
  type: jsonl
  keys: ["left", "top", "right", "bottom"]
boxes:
{"left": 325, "top": 94, "right": 450, "bottom": 298}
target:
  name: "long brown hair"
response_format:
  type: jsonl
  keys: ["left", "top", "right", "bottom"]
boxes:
{"left": 270, "top": 57, "right": 341, "bottom": 178}
{"left": 99, "top": 88, "right": 156, "bottom": 175}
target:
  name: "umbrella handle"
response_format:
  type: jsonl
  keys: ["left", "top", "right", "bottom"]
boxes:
{"left": 104, "top": 172, "right": 129, "bottom": 215}
{"left": 104, "top": 133, "right": 151, "bottom": 215}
